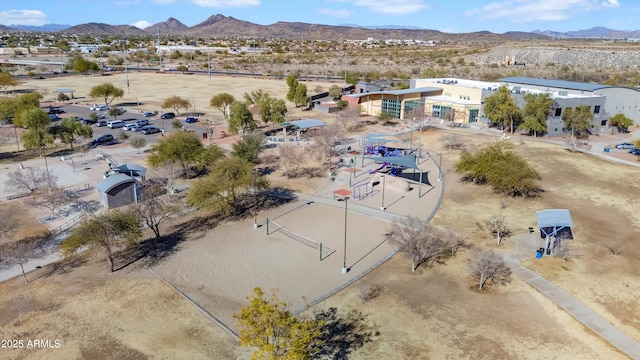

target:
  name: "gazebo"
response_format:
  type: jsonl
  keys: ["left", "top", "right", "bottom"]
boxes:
{"left": 280, "top": 119, "right": 326, "bottom": 141}
{"left": 56, "top": 88, "right": 76, "bottom": 99}
{"left": 536, "top": 209, "right": 573, "bottom": 255}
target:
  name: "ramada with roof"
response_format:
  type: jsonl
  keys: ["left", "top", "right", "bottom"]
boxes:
{"left": 342, "top": 77, "right": 640, "bottom": 137}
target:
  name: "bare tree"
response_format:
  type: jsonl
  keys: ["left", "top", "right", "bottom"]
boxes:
{"left": 5, "top": 167, "right": 57, "bottom": 201}
{"left": 608, "top": 242, "right": 623, "bottom": 257}
{"left": 1, "top": 236, "right": 47, "bottom": 284}
{"left": 468, "top": 249, "right": 512, "bottom": 291}
{"left": 441, "top": 134, "right": 464, "bottom": 151}
{"left": 337, "top": 106, "right": 361, "bottom": 131}
{"left": 36, "top": 186, "right": 71, "bottom": 220}
{"left": 448, "top": 231, "right": 468, "bottom": 257}
{"left": 487, "top": 216, "right": 511, "bottom": 246}
{"left": 279, "top": 145, "right": 305, "bottom": 179}
{"left": 133, "top": 184, "right": 179, "bottom": 238}
{"left": 553, "top": 240, "right": 574, "bottom": 264}
{"left": 388, "top": 216, "right": 445, "bottom": 272}
{"left": 148, "top": 163, "right": 183, "bottom": 199}
{"left": 357, "top": 284, "right": 382, "bottom": 304}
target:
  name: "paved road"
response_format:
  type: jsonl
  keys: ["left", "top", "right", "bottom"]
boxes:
{"left": 505, "top": 234, "right": 640, "bottom": 360}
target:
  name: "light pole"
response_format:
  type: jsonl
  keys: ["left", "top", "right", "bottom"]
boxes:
{"left": 337, "top": 196, "right": 349, "bottom": 273}
{"left": 380, "top": 174, "right": 386, "bottom": 210}
{"left": 436, "top": 153, "right": 443, "bottom": 182}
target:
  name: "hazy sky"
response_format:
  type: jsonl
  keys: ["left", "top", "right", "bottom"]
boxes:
{"left": 0, "top": 0, "right": 637, "bottom": 33}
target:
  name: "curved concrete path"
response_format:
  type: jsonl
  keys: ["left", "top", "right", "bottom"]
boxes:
{"left": 505, "top": 234, "right": 640, "bottom": 359}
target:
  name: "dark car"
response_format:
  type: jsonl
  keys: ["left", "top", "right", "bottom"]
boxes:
{"left": 185, "top": 117, "right": 199, "bottom": 123}
{"left": 615, "top": 142, "right": 635, "bottom": 149}
{"left": 92, "top": 134, "right": 114, "bottom": 145}
{"left": 160, "top": 112, "right": 175, "bottom": 119}
{"left": 48, "top": 108, "right": 65, "bottom": 114}
{"left": 82, "top": 118, "right": 96, "bottom": 125}
{"left": 630, "top": 148, "right": 640, "bottom": 155}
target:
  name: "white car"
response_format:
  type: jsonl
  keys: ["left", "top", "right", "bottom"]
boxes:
{"left": 123, "top": 123, "right": 140, "bottom": 131}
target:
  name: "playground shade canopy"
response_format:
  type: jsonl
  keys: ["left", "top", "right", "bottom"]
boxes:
{"left": 536, "top": 209, "right": 573, "bottom": 239}
{"left": 367, "top": 133, "right": 407, "bottom": 143}
{"left": 365, "top": 153, "right": 419, "bottom": 170}
{"left": 281, "top": 119, "right": 325, "bottom": 130}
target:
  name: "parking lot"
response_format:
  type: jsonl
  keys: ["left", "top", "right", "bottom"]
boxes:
{"left": 44, "top": 103, "right": 210, "bottom": 146}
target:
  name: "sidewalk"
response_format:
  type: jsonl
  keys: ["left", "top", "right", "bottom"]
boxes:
{"left": 506, "top": 234, "right": 640, "bottom": 359}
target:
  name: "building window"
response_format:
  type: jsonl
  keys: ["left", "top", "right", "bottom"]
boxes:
{"left": 381, "top": 99, "right": 401, "bottom": 119}
{"left": 554, "top": 108, "right": 562, "bottom": 117}
{"left": 403, "top": 100, "right": 421, "bottom": 118}
{"left": 594, "top": 105, "right": 600, "bottom": 114}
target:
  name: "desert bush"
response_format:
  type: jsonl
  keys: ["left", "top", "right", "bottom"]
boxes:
{"left": 357, "top": 284, "right": 382, "bottom": 303}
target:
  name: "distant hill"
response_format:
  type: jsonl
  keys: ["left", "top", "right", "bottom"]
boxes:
{"left": 11, "top": 23, "right": 70, "bottom": 32}
{"left": 1, "top": 15, "right": 637, "bottom": 41}
{"left": 59, "top": 22, "right": 146, "bottom": 35}
{"left": 501, "top": 31, "right": 550, "bottom": 40}
{"left": 533, "top": 27, "right": 640, "bottom": 39}
{"left": 144, "top": 17, "right": 188, "bottom": 34}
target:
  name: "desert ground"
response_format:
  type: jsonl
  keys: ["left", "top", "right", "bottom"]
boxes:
{"left": 1, "top": 72, "right": 639, "bottom": 359}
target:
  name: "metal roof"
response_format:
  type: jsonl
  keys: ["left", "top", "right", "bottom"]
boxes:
{"left": 281, "top": 119, "right": 326, "bottom": 129}
{"left": 536, "top": 209, "right": 573, "bottom": 228}
{"left": 348, "top": 86, "right": 442, "bottom": 98}
{"left": 96, "top": 174, "right": 134, "bottom": 193}
{"left": 114, "top": 163, "right": 147, "bottom": 177}
{"left": 500, "top": 77, "right": 609, "bottom": 92}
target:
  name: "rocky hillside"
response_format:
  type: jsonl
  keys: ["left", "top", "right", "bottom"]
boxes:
{"left": 468, "top": 44, "right": 640, "bottom": 68}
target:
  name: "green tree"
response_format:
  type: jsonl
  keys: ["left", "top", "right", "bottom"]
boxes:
{"left": 56, "top": 118, "right": 93, "bottom": 150}
{"left": 20, "top": 108, "right": 54, "bottom": 156}
{"left": 258, "top": 97, "right": 287, "bottom": 127}
{"left": 130, "top": 135, "right": 147, "bottom": 153}
{"left": 60, "top": 210, "right": 142, "bottom": 272}
{"left": 232, "top": 133, "right": 265, "bottom": 164}
{"left": 234, "top": 287, "right": 322, "bottom": 360}
{"left": 243, "top": 88, "right": 269, "bottom": 105}
{"left": 328, "top": 85, "right": 342, "bottom": 100}
{"left": 520, "top": 93, "right": 554, "bottom": 137}
{"left": 455, "top": 140, "right": 541, "bottom": 197}
{"left": 0, "top": 72, "right": 19, "bottom": 93}
{"left": 210, "top": 92, "right": 235, "bottom": 119}
{"left": 345, "top": 70, "right": 360, "bottom": 86}
{"left": 294, "top": 83, "right": 309, "bottom": 108}
{"left": 71, "top": 57, "right": 100, "bottom": 75}
{"left": 562, "top": 105, "right": 593, "bottom": 145}
{"left": 109, "top": 107, "right": 124, "bottom": 120}
{"left": 483, "top": 86, "right": 521, "bottom": 133}
{"left": 609, "top": 113, "right": 633, "bottom": 133}
{"left": 147, "top": 131, "right": 223, "bottom": 176}
{"left": 228, "top": 101, "right": 257, "bottom": 135}
{"left": 88, "top": 83, "right": 124, "bottom": 106}
{"left": 162, "top": 95, "right": 191, "bottom": 115}
{"left": 285, "top": 75, "right": 299, "bottom": 103}
{"left": 186, "top": 157, "right": 268, "bottom": 216}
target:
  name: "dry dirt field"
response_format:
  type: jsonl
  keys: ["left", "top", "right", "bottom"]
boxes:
{"left": 1, "top": 73, "right": 639, "bottom": 359}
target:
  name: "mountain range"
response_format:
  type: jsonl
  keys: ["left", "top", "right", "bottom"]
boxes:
{"left": 2, "top": 15, "right": 639, "bottom": 40}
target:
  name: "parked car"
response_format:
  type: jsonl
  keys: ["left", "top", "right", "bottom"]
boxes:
{"left": 141, "top": 126, "right": 161, "bottom": 135}
{"left": 48, "top": 108, "right": 64, "bottom": 114}
{"left": 82, "top": 118, "right": 96, "bottom": 125}
{"left": 90, "top": 104, "right": 100, "bottom": 111}
{"left": 107, "top": 120, "right": 125, "bottom": 129}
{"left": 160, "top": 112, "right": 175, "bottom": 119}
{"left": 135, "top": 119, "right": 149, "bottom": 127}
{"left": 96, "top": 120, "right": 108, "bottom": 127}
{"left": 185, "top": 117, "right": 199, "bottom": 123}
{"left": 630, "top": 148, "right": 640, "bottom": 155}
{"left": 143, "top": 112, "right": 155, "bottom": 117}
{"left": 123, "top": 123, "right": 140, "bottom": 131}
{"left": 615, "top": 142, "right": 635, "bottom": 149}
{"left": 92, "top": 134, "right": 114, "bottom": 145}
{"left": 49, "top": 114, "right": 60, "bottom": 121}
{"left": 97, "top": 114, "right": 106, "bottom": 119}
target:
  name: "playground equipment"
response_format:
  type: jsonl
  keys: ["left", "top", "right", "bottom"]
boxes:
{"left": 369, "top": 162, "right": 389, "bottom": 174}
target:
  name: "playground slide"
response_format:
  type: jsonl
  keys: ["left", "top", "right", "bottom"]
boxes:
{"left": 369, "top": 162, "right": 388, "bottom": 174}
